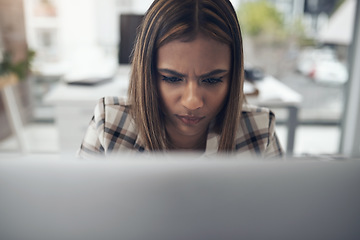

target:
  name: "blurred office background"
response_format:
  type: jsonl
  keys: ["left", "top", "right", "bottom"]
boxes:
{"left": 0, "top": 0, "right": 359, "bottom": 157}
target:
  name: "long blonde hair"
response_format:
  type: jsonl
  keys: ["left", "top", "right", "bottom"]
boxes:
{"left": 128, "top": 0, "right": 244, "bottom": 151}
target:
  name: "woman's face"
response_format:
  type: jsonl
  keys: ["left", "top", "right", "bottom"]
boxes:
{"left": 157, "top": 34, "right": 231, "bottom": 140}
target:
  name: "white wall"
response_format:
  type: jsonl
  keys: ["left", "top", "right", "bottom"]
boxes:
{"left": 123, "top": 0, "right": 241, "bottom": 14}
{"left": 95, "top": 0, "right": 119, "bottom": 49}
{"left": 129, "top": 0, "right": 153, "bottom": 14}
{"left": 24, "top": 0, "right": 99, "bottom": 62}
{"left": 57, "top": 0, "right": 98, "bottom": 60}
{"left": 23, "top": 0, "right": 243, "bottom": 65}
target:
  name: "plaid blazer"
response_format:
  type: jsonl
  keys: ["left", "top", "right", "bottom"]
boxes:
{"left": 78, "top": 97, "right": 284, "bottom": 159}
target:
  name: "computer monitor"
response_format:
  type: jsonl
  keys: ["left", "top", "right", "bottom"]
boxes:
{"left": 0, "top": 155, "right": 359, "bottom": 240}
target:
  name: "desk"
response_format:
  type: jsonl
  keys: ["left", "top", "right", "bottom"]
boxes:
{"left": 45, "top": 66, "right": 302, "bottom": 154}
{"left": 44, "top": 66, "right": 130, "bottom": 153}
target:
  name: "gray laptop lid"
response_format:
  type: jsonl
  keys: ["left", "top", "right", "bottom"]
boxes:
{"left": 0, "top": 156, "right": 359, "bottom": 240}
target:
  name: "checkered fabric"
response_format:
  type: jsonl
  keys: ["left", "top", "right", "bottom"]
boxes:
{"left": 78, "top": 97, "right": 284, "bottom": 159}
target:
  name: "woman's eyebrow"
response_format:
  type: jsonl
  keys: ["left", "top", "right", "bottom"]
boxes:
{"left": 158, "top": 68, "right": 228, "bottom": 78}
{"left": 199, "top": 69, "right": 228, "bottom": 78}
{"left": 158, "top": 69, "right": 186, "bottom": 78}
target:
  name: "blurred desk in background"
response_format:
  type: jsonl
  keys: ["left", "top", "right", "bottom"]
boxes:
{"left": 45, "top": 66, "right": 302, "bottom": 154}
{"left": 44, "top": 66, "right": 130, "bottom": 153}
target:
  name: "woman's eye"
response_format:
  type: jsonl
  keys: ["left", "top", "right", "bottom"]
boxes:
{"left": 202, "top": 77, "right": 223, "bottom": 85}
{"left": 161, "top": 75, "right": 182, "bottom": 83}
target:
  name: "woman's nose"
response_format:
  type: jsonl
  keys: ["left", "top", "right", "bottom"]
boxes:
{"left": 181, "top": 81, "right": 203, "bottom": 110}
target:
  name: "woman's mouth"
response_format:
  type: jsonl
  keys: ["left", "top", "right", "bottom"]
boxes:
{"left": 176, "top": 115, "right": 205, "bottom": 125}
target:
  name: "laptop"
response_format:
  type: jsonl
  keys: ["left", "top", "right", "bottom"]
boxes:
{"left": 0, "top": 154, "right": 359, "bottom": 240}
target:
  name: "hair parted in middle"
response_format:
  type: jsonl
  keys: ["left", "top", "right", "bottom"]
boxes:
{"left": 128, "top": 0, "right": 245, "bottom": 151}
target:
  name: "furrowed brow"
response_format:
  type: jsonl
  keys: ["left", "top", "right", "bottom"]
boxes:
{"left": 199, "top": 69, "right": 228, "bottom": 78}
{"left": 158, "top": 69, "right": 186, "bottom": 78}
{"left": 158, "top": 68, "right": 229, "bottom": 78}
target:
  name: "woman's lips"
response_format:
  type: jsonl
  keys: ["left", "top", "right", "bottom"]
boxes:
{"left": 176, "top": 115, "right": 205, "bottom": 125}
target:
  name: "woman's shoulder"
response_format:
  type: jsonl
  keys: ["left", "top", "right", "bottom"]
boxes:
{"left": 101, "top": 96, "right": 131, "bottom": 108}
{"left": 237, "top": 103, "right": 275, "bottom": 137}
{"left": 241, "top": 103, "right": 272, "bottom": 114}
{"left": 91, "top": 96, "right": 143, "bottom": 151}
{"left": 236, "top": 103, "right": 283, "bottom": 157}
{"left": 92, "top": 96, "right": 135, "bottom": 129}
{"left": 93, "top": 96, "right": 131, "bottom": 115}
{"left": 240, "top": 103, "right": 275, "bottom": 123}
{"left": 234, "top": 103, "right": 278, "bottom": 155}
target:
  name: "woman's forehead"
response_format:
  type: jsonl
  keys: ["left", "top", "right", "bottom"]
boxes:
{"left": 157, "top": 34, "right": 231, "bottom": 71}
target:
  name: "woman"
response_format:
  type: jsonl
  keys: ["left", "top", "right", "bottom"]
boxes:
{"left": 78, "top": 0, "right": 283, "bottom": 158}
